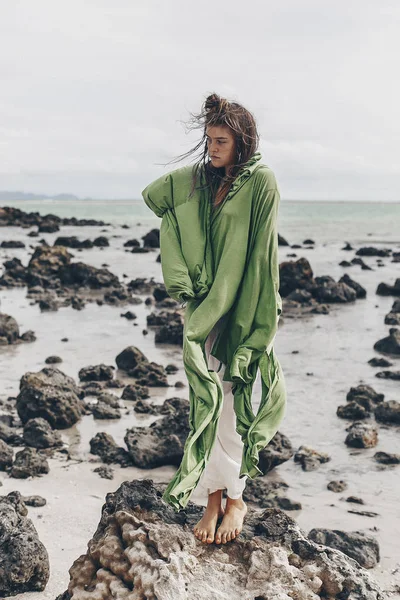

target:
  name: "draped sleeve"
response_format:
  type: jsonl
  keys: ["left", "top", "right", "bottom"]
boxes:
{"left": 141, "top": 172, "right": 196, "bottom": 303}
{"left": 229, "top": 174, "right": 282, "bottom": 384}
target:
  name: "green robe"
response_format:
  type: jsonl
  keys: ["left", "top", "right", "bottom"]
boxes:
{"left": 142, "top": 151, "right": 287, "bottom": 511}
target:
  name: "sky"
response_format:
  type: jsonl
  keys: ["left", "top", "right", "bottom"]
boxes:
{"left": 1, "top": 1, "right": 399, "bottom": 201}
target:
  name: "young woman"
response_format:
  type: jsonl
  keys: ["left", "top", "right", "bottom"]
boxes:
{"left": 142, "top": 93, "right": 286, "bottom": 546}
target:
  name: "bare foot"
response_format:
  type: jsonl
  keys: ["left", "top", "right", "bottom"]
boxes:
{"left": 193, "top": 489, "right": 225, "bottom": 544}
{"left": 215, "top": 496, "right": 247, "bottom": 544}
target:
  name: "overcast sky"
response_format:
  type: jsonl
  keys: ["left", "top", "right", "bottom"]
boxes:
{"left": 1, "top": 1, "right": 399, "bottom": 201}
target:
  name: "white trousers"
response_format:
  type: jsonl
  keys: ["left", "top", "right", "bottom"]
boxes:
{"left": 192, "top": 317, "right": 261, "bottom": 504}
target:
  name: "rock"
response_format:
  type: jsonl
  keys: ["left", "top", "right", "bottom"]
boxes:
{"left": 155, "top": 323, "right": 184, "bottom": 345}
{"left": 93, "top": 236, "right": 109, "bottom": 247}
{"left": 313, "top": 276, "right": 357, "bottom": 303}
{"left": 337, "top": 401, "right": 371, "bottom": 420}
{"left": 10, "top": 447, "right": 50, "bottom": 478}
{"left": 373, "top": 451, "right": 400, "bottom": 464}
{"left": 346, "top": 496, "right": 365, "bottom": 504}
{"left": 338, "top": 273, "right": 367, "bottom": 298}
{"left": 376, "top": 278, "right": 400, "bottom": 296}
{"left": 120, "top": 310, "right": 137, "bottom": 320}
{"left": 93, "top": 466, "right": 114, "bottom": 480}
{"left": 345, "top": 422, "right": 378, "bottom": 448}
{"left": 22, "top": 495, "right": 47, "bottom": 507}
{"left": 129, "top": 361, "right": 169, "bottom": 387}
{"left": 257, "top": 431, "right": 294, "bottom": 473}
{"left": 23, "top": 417, "right": 63, "bottom": 448}
{"left": 45, "top": 355, "right": 63, "bottom": 364}
{"left": 0, "top": 240, "right": 26, "bottom": 248}
{"left": 373, "top": 327, "right": 400, "bottom": 355}
{"left": 346, "top": 384, "right": 384, "bottom": 410}
{"left": 54, "top": 236, "right": 93, "bottom": 248}
{"left": 39, "top": 293, "right": 59, "bottom": 311}
{"left": 89, "top": 432, "right": 132, "bottom": 467}
{"left": 16, "top": 367, "right": 83, "bottom": 429}
{"left": 385, "top": 299, "right": 400, "bottom": 325}
{"left": 78, "top": 364, "right": 115, "bottom": 382}
{"left": 293, "top": 445, "right": 331, "bottom": 471}
{"left": 308, "top": 528, "right": 380, "bottom": 569}
{"left": 348, "top": 509, "right": 379, "bottom": 518}
{"left": 0, "top": 491, "right": 49, "bottom": 595}
{"left": 125, "top": 397, "right": 190, "bottom": 468}
{"left": 374, "top": 400, "right": 400, "bottom": 424}
{"left": 121, "top": 383, "right": 150, "bottom": 401}
{"left": 375, "top": 370, "right": 400, "bottom": 380}
{"left": 115, "top": 345, "right": 148, "bottom": 371}
{"left": 0, "top": 438, "right": 13, "bottom": 470}
{"left": 0, "top": 312, "right": 19, "bottom": 343}
{"left": 56, "top": 479, "right": 384, "bottom": 600}
{"left": 368, "top": 357, "right": 393, "bottom": 367}
{"left": 0, "top": 421, "right": 24, "bottom": 446}
{"left": 356, "top": 247, "right": 391, "bottom": 257}
{"left": 92, "top": 402, "right": 121, "bottom": 420}
{"left": 96, "top": 392, "right": 120, "bottom": 408}
{"left": 327, "top": 480, "right": 348, "bottom": 492}
{"left": 59, "top": 261, "right": 119, "bottom": 289}
{"left": 142, "top": 228, "right": 160, "bottom": 248}
{"left": 243, "top": 477, "right": 301, "bottom": 510}
{"left": 279, "top": 257, "right": 314, "bottom": 297}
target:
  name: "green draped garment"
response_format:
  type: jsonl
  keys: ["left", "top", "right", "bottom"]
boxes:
{"left": 142, "top": 151, "right": 287, "bottom": 511}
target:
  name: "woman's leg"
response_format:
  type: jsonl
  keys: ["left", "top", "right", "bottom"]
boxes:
{"left": 193, "top": 321, "right": 226, "bottom": 543}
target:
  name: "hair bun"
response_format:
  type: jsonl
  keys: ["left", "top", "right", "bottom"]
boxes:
{"left": 204, "top": 93, "right": 229, "bottom": 114}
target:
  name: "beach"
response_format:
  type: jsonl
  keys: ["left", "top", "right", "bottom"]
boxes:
{"left": 0, "top": 198, "right": 399, "bottom": 598}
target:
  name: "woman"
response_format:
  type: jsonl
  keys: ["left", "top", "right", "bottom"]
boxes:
{"left": 142, "top": 93, "right": 286, "bottom": 546}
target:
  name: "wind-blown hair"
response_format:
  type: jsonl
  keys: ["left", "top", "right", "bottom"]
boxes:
{"left": 164, "top": 92, "right": 260, "bottom": 206}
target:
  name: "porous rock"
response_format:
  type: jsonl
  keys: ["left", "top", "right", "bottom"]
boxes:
{"left": 0, "top": 491, "right": 49, "bottom": 596}
{"left": 56, "top": 479, "right": 384, "bottom": 600}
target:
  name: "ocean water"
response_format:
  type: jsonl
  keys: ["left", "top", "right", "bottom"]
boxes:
{"left": 2, "top": 198, "right": 400, "bottom": 245}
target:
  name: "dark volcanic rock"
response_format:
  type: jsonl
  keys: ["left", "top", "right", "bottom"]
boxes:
{"left": 0, "top": 491, "right": 49, "bottom": 596}
{"left": 124, "top": 397, "right": 190, "bottom": 468}
{"left": 0, "top": 312, "right": 19, "bottom": 343}
{"left": 375, "top": 369, "right": 400, "bottom": 380}
{"left": 10, "top": 447, "right": 50, "bottom": 478}
{"left": 338, "top": 273, "right": 367, "bottom": 298}
{"left": 142, "top": 228, "right": 160, "bottom": 248}
{"left": 116, "top": 346, "right": 148, "bottom": 371}
{"left": 0, "top": 438, "right": 13, "bottom": 470}
{"left": 16, "top": 367, "right": 83, "bottom": 429}
{"left": 373, "top": 327, "right": 400, "bottom": 355}
{"left": 346, "top": 384, "right": 384, "bottom": 410}
{"left": 78, "top": 364, "right": 115, "bottom": 382}
{"left": 308, "top": 528, "right": 380, "bottom": 569}
{"left": 356, "top": 247, "right": 391, "bottom": 257}
{"left": 313, "top": 276, "right": 357, "bottom": 303}
{"left": 257, "top": 431, "right": 294, "bottom": 474}
{"left": 0, "top": 422, "right": 24, "bottom": 446}
{"left": 345, "top": 421, "right": 378, "bottom": 448}
{"left": 327, "top": 480, "right": 348, "bottom": 492}
{"left": 279, "top": 257, "right": 314, "bottom": 297}
{"left": 293, "top": 445, "right": 331, "bottom": 471}
{"left": 155, "top": 322, "right": 184, "bottom": 345}
{"left": 121, "top": 383, "right": 150, "bottom": 401}
{"left": 373, "top": 451, "right": 400, "bottom": 465}
{"left": 23, "top": 417, "right": 63, "bottom": 449}
{"left": 337, "top": 401, "right": 371, "bottom": 420}
{"left": 92, "top": 402, "right": 121, "bottom": 420}
{"left": 55, "top": 479, "right": 384, "bottom": 600}
{"left": 374, "top": 400, "right": 400, "bottom": 425}
{"left": 376, "top": 278, "right": 400, "bottom": 296}
{"left": 89, "top": 432, "right": 132, "bottom": 467}
{"left": 129, "top": 360, "right": 169, "bottom": 387}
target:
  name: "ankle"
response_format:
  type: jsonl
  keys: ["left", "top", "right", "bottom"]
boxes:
{"left": 226, "top": 495, "right": 246, "bottom": 508}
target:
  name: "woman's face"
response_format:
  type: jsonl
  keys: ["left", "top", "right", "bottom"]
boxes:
{"left": 206, "top": 125, "right": 236, "bottom": 171}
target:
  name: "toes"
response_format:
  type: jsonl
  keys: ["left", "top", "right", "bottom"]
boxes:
{"left": 201, "top": 530, "right": 208, "bottom": 543}
{"left": 221, "top": 532, "right": 228, "bottom": 544}
{"left": 206, "top": 535, "right": 214, "bottom": 544}
{"left": 226, "top": 532, "right": 232, "bottom": 542}
{"left": 215, "top": 531, "right": 221, "bottom": 544}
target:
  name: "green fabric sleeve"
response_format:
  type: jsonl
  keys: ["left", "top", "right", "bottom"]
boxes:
{"left": 230, "top": 186, "right": 282, "bottom": 384}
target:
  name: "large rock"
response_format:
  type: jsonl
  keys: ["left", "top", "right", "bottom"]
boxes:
{"left": 10, "top": 447, "right": 50, "bottom": 479}
{"left": 0, "top": 491, "right": 49, "bottom": 596}
{"left": 374, "top": 400, "right": 400, "bottom": 425}
{"left": 16, "top": 367, "right": 83, "bottom": 429}
{"left": 124, "top": 397, "right": 190, "bottom": 468}
{"left": 23, "top": 417, "right": 63, "bottom": 448}
{"left": 0, "top": 313, "right": 19, "bottom": 344}
{"left": 56, "top": 479, "right": 384, "bottom": 600}
{"left": 308, "top": 528, "right": 380, "bottom": 569}
{"left": 373, "top": 327, "right": 400, "bottom": 355}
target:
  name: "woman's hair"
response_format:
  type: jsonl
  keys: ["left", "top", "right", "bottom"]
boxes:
{"left": 164, "top": 92, "right": 260, "bottom": 206}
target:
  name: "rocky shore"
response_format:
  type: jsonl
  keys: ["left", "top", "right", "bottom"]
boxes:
{"left": 0, "top": 204, "right": 399, "bottom": 598}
